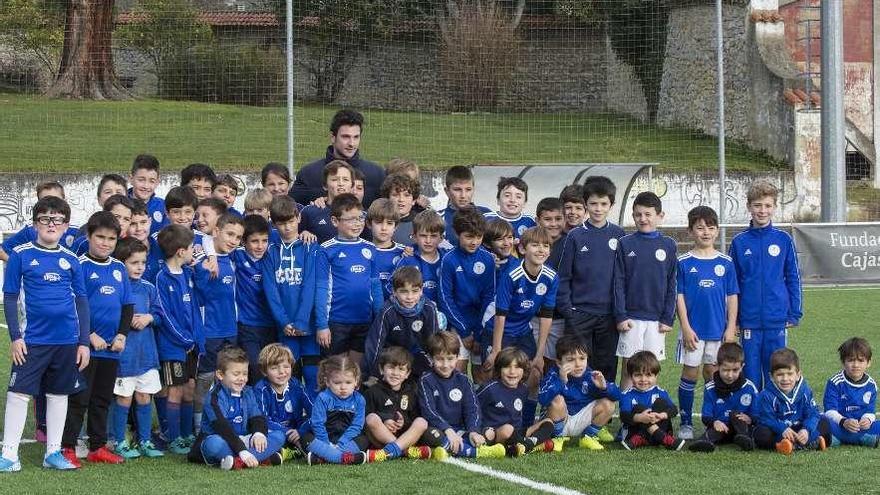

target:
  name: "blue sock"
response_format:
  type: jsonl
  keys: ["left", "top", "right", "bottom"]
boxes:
{"left": 553, "top": 420, "right": 565, "bottom": 437}
{"left": 459, "top": 440, "right": 475, "bottom": 458}
{"left": 166, "top": 401, "right": 181, "bottom": 441}
{"left": 441, "top": 437, "right": 450, "bottom": 450}
{"left": 302, "top": 365, "right": 319, "bottom": 401}
{"left": 112, "top": 402, "right": 130, "bottom": 444}
{"left": 136, "top": 403, "right": 153, "bottom": 444}
{"left": 521, "top": 398, "right": 538, "bottom": 429}
{"left": 583, "top": 423, "right": 601, "bottom": 438}
{"left": 155, "top": 396, "right": 168, "bottom": 434}
{"left": 308, "top": 438, "right": 343, "bottom": 463}
{"left": 383, "top": 442, "right": 402, "bottom": 458}
{"left": 180, "top": 401, "right": 194, "bottom": 438}
{"left": 678, "top": 378, "right": 697, "bottom": 426}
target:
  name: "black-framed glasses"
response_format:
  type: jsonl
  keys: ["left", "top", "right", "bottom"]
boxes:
{"left": 36, "top": 216, "right": 67, "bottom": 226}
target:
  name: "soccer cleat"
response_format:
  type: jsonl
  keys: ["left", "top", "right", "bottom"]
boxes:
{"left": 168, "top": 437, "right": 191, "bottom": 455}
{"left": 578, "top": 435, "right": 604, "bottom": 450}
{"left": 182, "top": 435, "right": 196, "bottom": 448}
{"left": 733, "top": 434, "right": 755, "bottom": 452}
{"left": 775, "top": 438, "right": 794, "bottom": 455}
{"left": 138, "top": 440, "right": 164, "bottom": 458}
{"left": 261, "top": 452, "right": 283, "bottom": 466}
{"left": 533, "top": 439, "right": 555, "bottom": 453}
{"left": 87, "top": 446, "right": 125, "bottom": 464}
{"left": 813, "top": 436, "right": 827, "bottom": 451}
{"left": 150, "top": 430, "right": 169, "bottom": 451}
{"left": 662, "top": 434, "right": 686, "bottom": 451}
{"left": 280, "top": 447, "right": 298, "bottom": 461}
{"left": 42, "top": 451, "right": 78, "bottom": 470}
{"left": 550, "top": 437, "right": 566, "bottom": 452}
{"left": 505, "top": 443, "right": 526, "bottom": 457}
{"left": 35, "top": 428, "right": 47, "bottom": 444}
{"left": 431, "top": 447, "right": 449, "bottom": 461}
{"left": 621, "top": 434, "right": 649, "bottom": 451}
{"left": 306, "top": 452, "right": 326, "bottom": 466}
{"left": 688, "top": 439, "right": 716, "bottom": 453}
{"left": 475, "top": 444, "right": 506, "bottom": 459}
{"left": 115, "top": 440, "right": 142, "bottom": 459}
{"left": 406, "top": 446, "right": 432, "bottom": 460}
{"left": 341, "top": 451, "right": 366, "bottom": 465}
{"left": 596, "top": 427, "right": 615, "bottom": 443}
{"left": 678, "top": 424, "right": 694, "bottom": 440}
{"left": 61, "top": 448, "right": 82, "bottom": 469}
{"left": 0, "top": 457, "right": 22, "bottom": 472}
{"left": 367, "top": 449, "right": 388, "bottom": 463}
{"left": 219, "top": 455, "right": 246, "bottom": 470}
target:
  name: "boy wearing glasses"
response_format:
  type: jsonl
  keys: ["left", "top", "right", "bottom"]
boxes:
{"left": 313, "top": 193, "right": 384, "bottom": 363}
{"left": 300, "top": 160, "right": 356, "bottom": 243}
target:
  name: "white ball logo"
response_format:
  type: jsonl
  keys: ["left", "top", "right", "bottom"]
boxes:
{"left": 473, "top": 262, "right": 486, "bottom": 275}
{"left": 58, "top": 258, "right": 70, "bottom": 270}
{"left": 608, "top": 238, "right": 618, "bottom": 250}
{"left": 864, "top": 392, "right": 872, "bottom": 404}
{"left": 362, "top": 248, "right": 372, "bottom": 260}
{"left": 449, "top": 388, "right": 463, "bottom": 402}
{"left": 65, "top": 235, "right": 75, "bottom": 247}
{"left": 768, "top": 244, "right": 781, "bottom": 257}
{"left": 535, "top": 283, "right": 547, "bottom": 296}
{"left": 714, "top": 264, "right": 725, "bottom": 277}
{"left": 518, "top": 225, "right": 527, "bottom": 236}
{"left": 655, "top": 249, "right": 667, "bottom": 262}
{"left": 284, "top": 401, "right": 293, "bottom": 413}
{"left": 513, "top": 398, "right": 523, "bottom": 411}
{"left": 740, "top": 394, "right": 752, "bottom": 407}
{"left": 113, "top": 269, "right": 122, "bottom": 282}
{"left": 412, "top": 320, "right": 423, "bottom": 333}
{"left": 152, "top": 211, "right": 162, "bottom": 223}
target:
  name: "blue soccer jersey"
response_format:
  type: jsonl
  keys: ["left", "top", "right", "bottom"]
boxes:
{"left": 756, "top": 378, "right": 821, "bottom": 435}
{"left": 144, "top": 233, "right": 165, "bottom": 284}
{"left": 701, "top": 376, "right": 759, "bottom": 425}
{"left": 313, "top": 238, "right": 383, "bottom": 328}
{"left": 538, "top": 365, "right": 621, "bottom": 415}
{"left": 477, "top": 380, "right": 528, "bottom": 428}
{"left": 484, "top": 211, "right": 537, "bottom": 240}
{"left": 128, "top": 189, "right": 169, "bottom": 236}
{"left": 300, "top": 205, "right": 338, "bottom": 244}
{"left": 155, "top": 264, "right": 204, "bottom": 361}
{"left": 194, "top": 253, "right": 238, "bottom": 339}
{"left": 374, "top": 243, "right": 405, "bottom": 300}
{"left": 419, "top": 370, "right": 481, "bottom": 433}
{"left": 676, "top": 251, "right": 739, "bottom": 341}
{"left": 556, "top": 220, "right": 626, "bottom": 318}
{"left": 80, "top": 255, "right": 133, "bottom": 360}
{"left": 613, "top": 231, "right": 677, "bottom": 326}
{"left": 4, "top": 243, "right": 87, "bottom": 345}
{"left": 118, "top": 278, "right": 162, "bottom": 377}
{"left": 439, "top": 204, "right": 491, "bottom": 248}
{"left": 230, "top": 247, "right": 275, "bottom": 328}
{"left": 394, "top": 248, "right": 446, "bottom": 303}
{"left": 254, "top": 377, "right": 313, "bottom": 433}
{"left": 438, "top": 246, "right": 496, "bottom": 339}
{"left": 620, "top": 385, "right": 676, "bottom": 422}
{"left": 823, "top": 371, "right": 877, "bottom": 424}
{"left": 491, "top": 263, "right": 559, "bottom": 338}
{"left": 262, "top": 240, "right": 316, "bottom": 334}
{"left": 310, "top": 389, "right": 366, "bottom": 444}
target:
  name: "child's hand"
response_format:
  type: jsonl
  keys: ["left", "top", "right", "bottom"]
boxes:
{"left": 785, "top": 321, "right": 797, "bottom": 328}
{"left": 77, "top": 345, "right": 90, "bottom": 371}
{"left": 781, "top": 427, "right": 797, "bottom": 442}
{"left": 401, "top": 246, "right": 414, "bottom": 257}
{"left": 795, "top": 429, "right": 809, "bottom": 445}
{"left": 10, "top": 339, "right": 27, "bottom": 366}
{"left": 713, "top": 420, "right": 729, "bottom": 434}
{"left": 384, "top": 418, "right": 401, "bottom": 434}
{"left": 131, "top": 314, "right": 153, "bottom": 330}
{"left": 312, "top": 197, "right": 328, "bottom": 208}
{"left": 90, "top": 333, "right": 108, "bottom": 351}
{"left": 251, "top": 432, "right": 267, "bottom": 453}
{"left": 659, "top": 324, "right": 673, "bottom": 334}
{"left": 445, "top": 429, "right": 462, "bottom": 454}
{"left": 317, "top": 329, "right": 331, "bottom": 349}
{"left": 617, "top": 320, "right": 633, "bottom": 332}
{"left": 492, "top": 254, "right": 503, "bottom": 269}
{"left": 590, "top": 370, "right": 607, "bottom": 390}
{"left": 633, "top": 411, "right": 653, "bottom": 424}
{"left": 239, "top": 450, "right": 258, "bottom": 468}
{"left": 723, "top": 327, "right": 738, "bottom": 343}
{"left": 531, "top": 356, "right": 544, "bottom": 375}
{"left": 843, "top": 418, "right": 861, "bottom": 433}
{"left": 482, "top": 350, "right": 497, "bottom": 372}
{"left": 859, "top": 417, "right": 873, "bottom": 430}
{"left": 299, "top": 231, "right": 317, "bottom": 244}
{"left": 469, "top": 432, "right": 486, "bottom": 447}
{"left": 734, "top": 412, "right": 752, "bottom": 425}
{"left": 462, "top": 335, "right": 475, "bottom": 351}
{"left": 286, "top": 429, "right": 300, "bottom": 444}
{"left": 110, "top": 334, "right": 126, "bottom": 352}
{"left": 283, "top": 324, "right": 296, "bottom": 337}
{"left": 681, "top": 327, "right": 698, "bottom": 351}
{"left": 416, "top": 195, "right": 430, "bottom": 209}
{"left": 559, "top": 363, "right": 574, "bottom": 384}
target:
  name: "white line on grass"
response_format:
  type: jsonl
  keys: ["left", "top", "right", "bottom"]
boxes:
{"left": 443, "top": 457, "right": 588, "bottom": 495}
{"left": 803, "top": 286, "right": 880, "bottom": 292}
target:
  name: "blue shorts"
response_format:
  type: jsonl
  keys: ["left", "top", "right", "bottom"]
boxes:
{"left": 482, "top": 333, "right": 538, "bottom": 361}
{"left": 8, "top": 344, "right": 85, "bottom": 396}
{"left": 199, "top": 336, "right": 237, "bottom": 374}
{"left": 281, "top": 335, "right": 321, "bottom": 360}
{"left": 325, "top": 323, "right": 369, "bottom": 357}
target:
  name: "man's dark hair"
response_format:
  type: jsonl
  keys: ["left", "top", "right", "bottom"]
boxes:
{"left": 131, "top": 154, "right": 160, "bottom": 174}
{"left": 330, "top": 109, "right": 364, "bottom": 135}
{"left": 582, "top": 176, "right": 617, "bottom": 206}
{"left": 85, "top": 211, "right": 121, "bottom": 237}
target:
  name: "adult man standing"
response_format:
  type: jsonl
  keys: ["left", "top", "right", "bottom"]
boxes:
{"left": 291, "top": 109, "right": 386, "bottom": 206}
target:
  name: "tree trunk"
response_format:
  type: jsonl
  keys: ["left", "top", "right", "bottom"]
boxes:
{"left": 46, "top": 0, "right": 127, "bottom": 99}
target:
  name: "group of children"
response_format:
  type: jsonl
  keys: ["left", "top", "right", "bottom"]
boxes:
{"left": 0, "top": 151, "right": 877, "bottom": 474}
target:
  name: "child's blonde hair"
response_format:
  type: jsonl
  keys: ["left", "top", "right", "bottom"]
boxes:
{"left": 258, "top": 343, "right": 294, "bottom": 375}
{"left": 244, "top": 188, "right": 273, "bottom": 211}
{"left": 746, "top": 181, "right": 779, "bottom": 205}
{"left": 386, "top": 158, "right": 419, "bottom": 179}
{"left": 318, "top": 355, "right": 361, "bottom": 389}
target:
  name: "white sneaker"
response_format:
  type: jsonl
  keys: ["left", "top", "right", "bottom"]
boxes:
{"left": 678, "top": 424, "right": 694, "bottom": 440}
{"left": 219, "top": 455, "right": 235, "bottom": 471}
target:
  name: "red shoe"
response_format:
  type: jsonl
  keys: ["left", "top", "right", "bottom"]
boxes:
{"left": 61, "top": 448, "right": 82, "bottom": 469}
{"left": 539, "top": 439, "right": 555, "bottom": 453}
{"left": 405, "top": 445, "right": 432, "bottom": 460}
{"left": 621, "top": 434, "right": 649, "bottom": 450}
{"left": 340, "top": 451, "right": 366, "bottom": 465}
{"left": 233, "top": 458, "right": 246, "bottom": 470}
{"left": 86, "top": 446, "right": 125, "bottom": 464}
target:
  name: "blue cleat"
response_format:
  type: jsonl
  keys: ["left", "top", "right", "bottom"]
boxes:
{"left": 42, "top": 450, "right": 79, "bottom": 470}
{"left": 0, "top": 457, "right": 22, "bottom": 472}
{"left": 168, "top": 437, "right": 191, "bottom": 455}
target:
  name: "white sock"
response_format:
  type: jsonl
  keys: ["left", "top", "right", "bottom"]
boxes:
{"left": 2, "top": 392, "right": 30, "bottom": 462}
{"left": 45, "top": 394, "right": 68, "bottom": 456}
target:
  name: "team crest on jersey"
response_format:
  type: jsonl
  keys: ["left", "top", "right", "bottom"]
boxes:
{"left": 362, "top": 248, "right": 372, "bottom": 260}
{"left": 518, "top": 225, "right": 527, "bottom": 236}
{"left": 401, "top": 395, "right": 410, "bottom": 410}
{"left": 153, "top": 211, "right": 163, "bottom": 222}
{"left": 100, "top": 285, "right": 116, "bottom": 295}
{"left": 113, "top": 269, "right": 123, "bottom": 282}
{"left": 513, "top": 398, "right": 523, "bottom": 411}
{"left": 865, "top": 392, "right": 873, "bottom": 404}
{"left": 655, "top": 249, "right": 666, "bottom": 262}
{"left": 536, "top": 283, "right": 547, "bottom": 296}
{"left": 740, "top": 394, "right": 752, "bottom": 407}
{"left": 714, "top": 264, "right": 725, "bottom": 277}
{"left": 473, "top": 262, "right": 486, "bottom": 275}
{"left": 65, "top": 235, "right": 75, "bottom": 247}
{"left": 393, "top": 256, "right": 401, "bottom": 265}
{"left": 768, "top": 244, "right": 781, "bottom": 257}
{"left": 351, "top": 264, "right": 366, "bottom": 274}
{"left": 412, "top": 320, "right": 423, "bottom": 332}
{"left": 285, "top": 401, "right": 293, "bottom": 413}
{"left": 606, "top": 238, "right": 617, "bottom": 250}
{"left": 58, "top": 258, "right": 71, "bottom": 270}
{"left": 449, "top": 388, "right": 463, "bottom": 402}
{"left": 44, "top": 272, "right": 61, "bottom": 282}
{"left": 651, "top": 393, "right": 660, "bottom": 403}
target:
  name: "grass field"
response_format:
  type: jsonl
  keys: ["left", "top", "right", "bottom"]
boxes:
{"left": 0, "top": 286, "right": 878, "bottom": 493}
{"left": 0, "top": 91, "right": 783, "bottom": 174}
